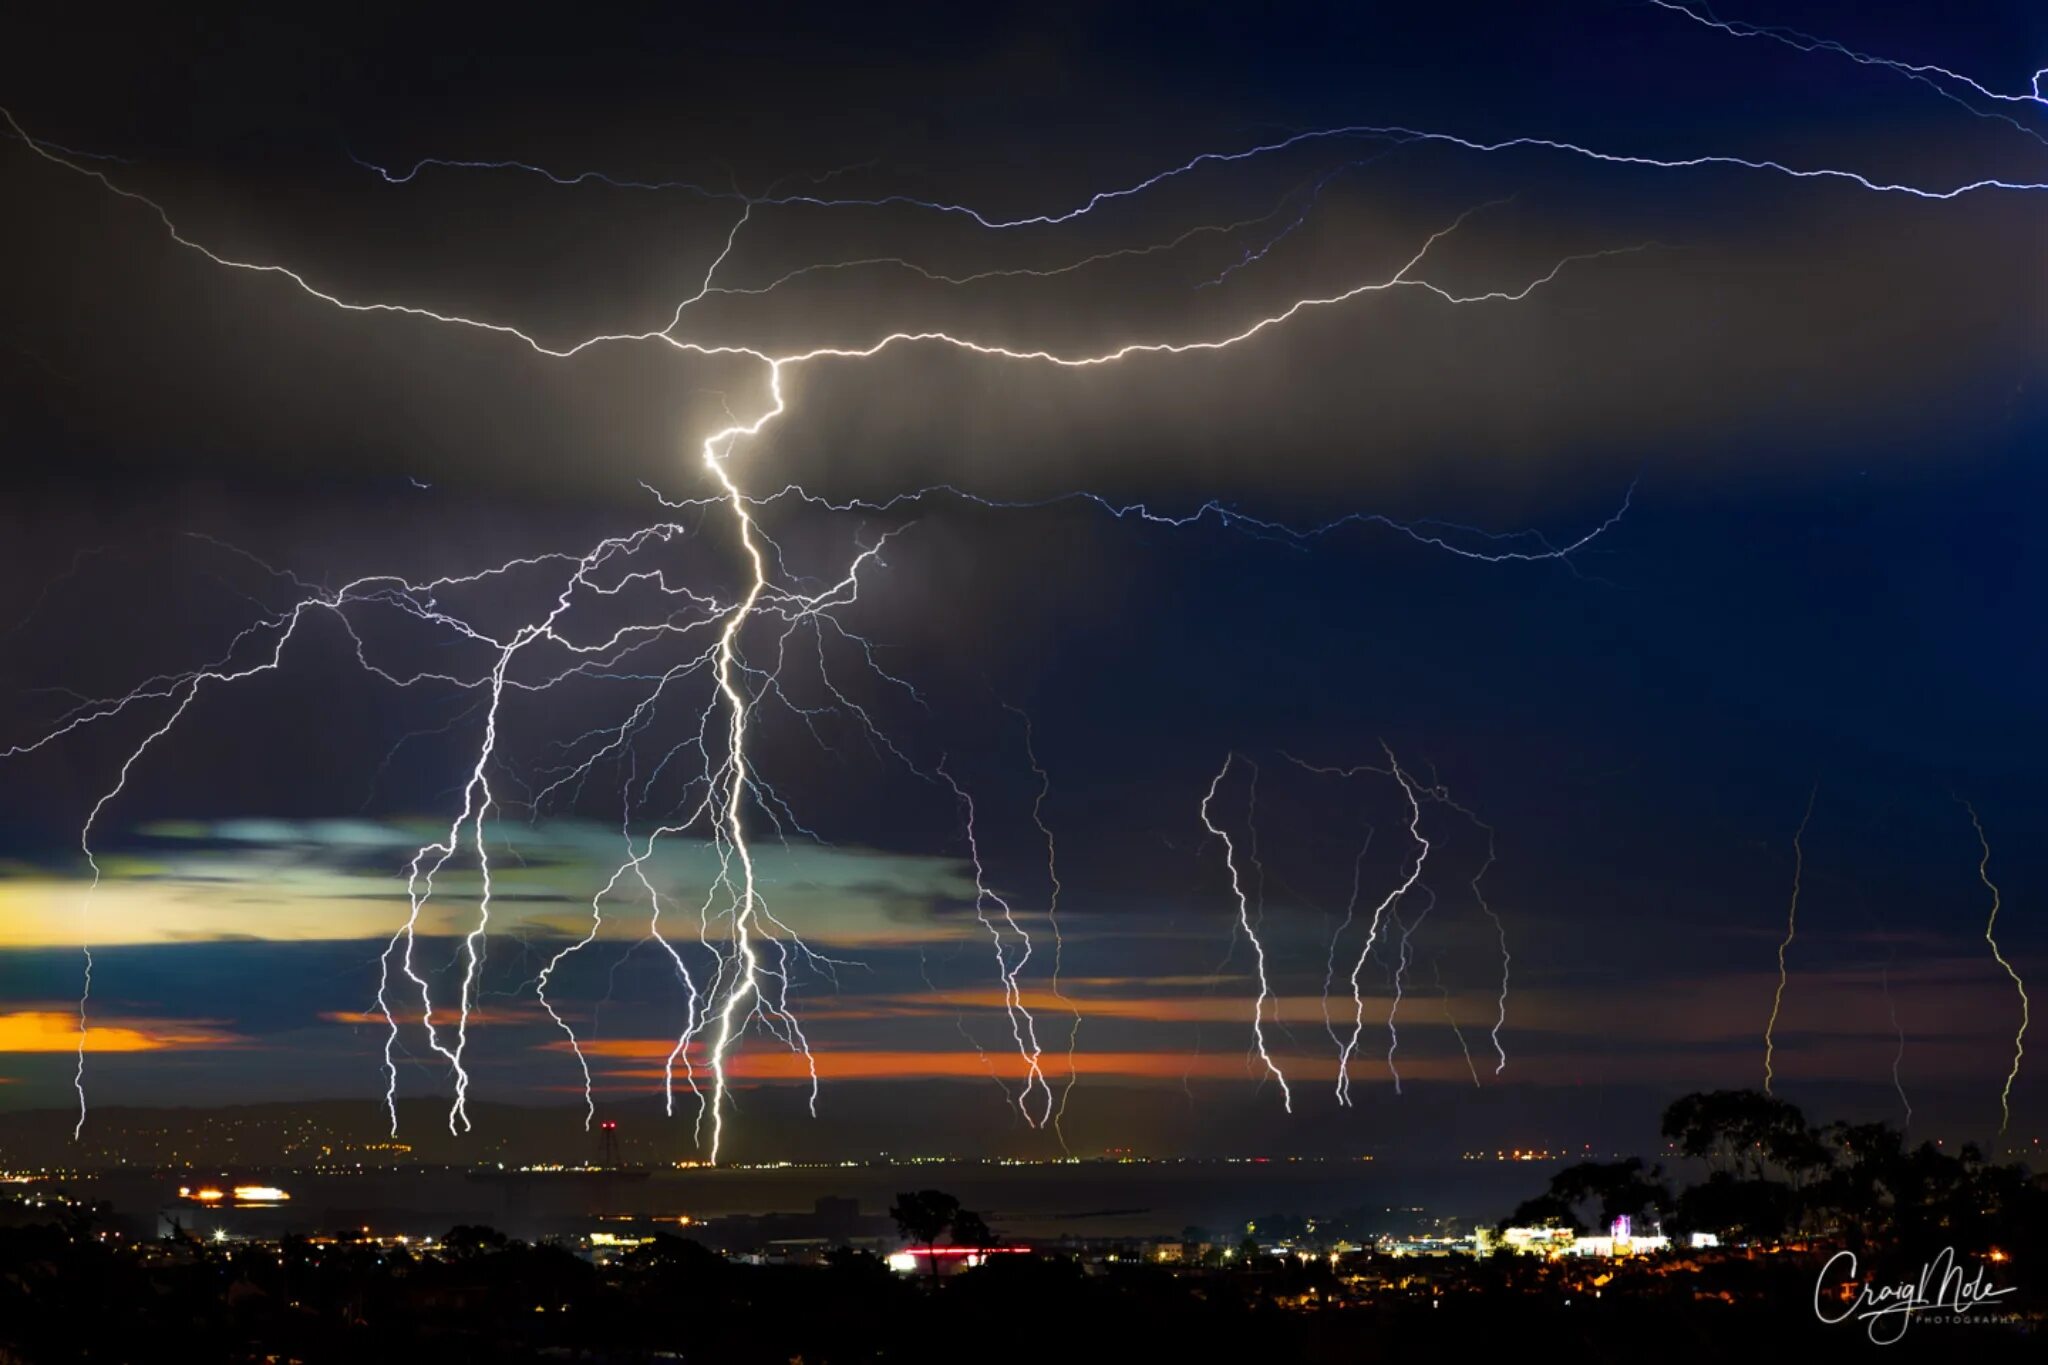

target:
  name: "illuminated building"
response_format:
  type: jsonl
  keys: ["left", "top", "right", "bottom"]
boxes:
{"left": 1500, "top": 1226, "right": 1576, "bottom": 1255}
{"left": 1567, "top": 1219, "right": 1671, "bottom": 1258}
{"left": 1499, "top": 1214, "right": 1692, "bottom": 1259}
{"left": 1382, "top": 1234, "right": 1471, "bottom": 1258}
{"left": 1567, "top": 1233, "right": 1669, "bottom": 1257}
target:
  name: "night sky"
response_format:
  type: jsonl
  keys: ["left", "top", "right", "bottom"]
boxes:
{"left": 2, "top": 1, "right": 2044, "bottom": 1161}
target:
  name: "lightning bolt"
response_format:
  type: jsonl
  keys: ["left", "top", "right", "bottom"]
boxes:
{"left": 1762, "top": 785, "right": 1817, "bottom": 1097}
{"left": 1419, "top": 769, "right": 1509, "bottom": 1076}
{"left": 1199, "top": 755, "right": 1292, "bottom": 1111}
{"left": 351, "top": 98, "right": 2048, "bottom": 216}
{"left": 1648, "top": 1, "right": 2048, "bottom": 143}
{"left": 7, "top": 16, "right": 2003, "bottom": 1150}
{"left": 938, "top": 760, "right": 1054, "bottom": 1129}
{"left": 5, "top": 103, "right": 1643, "bottom": 1154}
{"left": 12, "top": 10, "right": 2023, "bottom": 1147}
{"left": 1290, "top": 748, "right": 1430, "bottom": 1104}
{"left": 0, "top": 113, "right": 1649, "bottom": 372}
{"left": 1320, "top": 825, "right": 1377, "bottom": 1058}
{"left": 1008, "top": 706, "right": 1083, "bottom": 1156}
{"left": 1961, "top": 800, "right": 2028, "bottom": 1135}
{"left": 696, "top": 363, "right": 788, "bottom": 1162}
{"left": 1375, "top": 780, "right": 1430, "bottom": 1098}
{"left": 1431, "top": 955, "right": 1482, "bottom": 1088}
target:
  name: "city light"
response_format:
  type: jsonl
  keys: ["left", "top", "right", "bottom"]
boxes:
{"left": 885, "top": 1246, "right": 1032, "bottom": 1273}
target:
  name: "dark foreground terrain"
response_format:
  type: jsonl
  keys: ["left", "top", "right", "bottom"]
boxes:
{"left": 4, "top": 1089, "right": 2041, "bottom": 1362}
{"left": 0, "top": 1211, "right": 2036, "bottom": 1364}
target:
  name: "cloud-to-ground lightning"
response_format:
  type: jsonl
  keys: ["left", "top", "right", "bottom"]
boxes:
{"left": 1199, "top": 756, "right": 1292, "bottom": 1111}
{"left": 1961, "top": 800, "right": 2029, "bottom": 1135}
{"left": 14, "top": 84, "right": 1810, "bottom": 1154}
{"left": 17, "top": 24, "right": 2035, "bottom": 1146}
{"left": 1320, "top": 825, "right": 1377, "bottom": 1058}
{"left": 1008, "top": 706, "right": 1083, "bottom": 1154}
{"left": 1431, "top": 954, "right": 1482, "bottom": 1088}
{"left": 938, "top": 761, "right": 1054, "bottom": 1128}
{"left": 1282, "top": 747, "right": 1513, "bottom": 1102}
{"left": 1381, "top": 883, "right": 1435, "bottom": 1096}
{"left": 1343, "top": 753, "right": 1425, "bottom": 1105}
{"left": 1762, "top": 785, "right": 1817, "bottom": 1096}
{"left": 1419, "top": 765, "right": 1508, "bottom": 1076}
{"left": 9, "top": 484, "right": 1613, "bottom": 1152}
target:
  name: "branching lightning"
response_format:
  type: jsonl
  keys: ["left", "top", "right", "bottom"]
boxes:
{"left": 1278, "top": 750, "right": 1503, "bottom": 1099}
{"left": 939, "top": 761, "right": 1054, "bottom": 1127}
{"left": 1, "top": 0, "right": 2039, "bottom": 1172}
{"left": 1009, "top": 706, "right": 1083, "bottom": 1154}
{"left": 353, "top": 101, "right": 2048, "bottom": 216}
{"left": 1293, "top": 749, "right": 1430, "bottom": 1103}
{"left": 34, "top": 60, "right": 1966, "bottom": 1151}
{"left": 1648, "top": 2, "right": 2048, "bottom": 142}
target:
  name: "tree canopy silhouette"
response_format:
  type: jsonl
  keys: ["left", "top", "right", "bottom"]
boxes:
{"left": 1498, "top": 1089, "right": 2048, "bottom": 1260}
{"left": 889, "top": 1189, "right": 999, "bottom": 1286}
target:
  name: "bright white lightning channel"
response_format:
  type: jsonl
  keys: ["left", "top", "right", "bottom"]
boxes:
{"left": 5, "top": 111, "right": 1637, "bottom": 1157}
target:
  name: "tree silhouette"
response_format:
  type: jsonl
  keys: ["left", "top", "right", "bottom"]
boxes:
{"left": 441, "top": 1224, "right": 510, "bottom": 1259}
{"left": 1658, "top": 1088, "right": 1828, "bottom": 1239}
{"left": 890, "top": 1189, "right": 962, "bottom": 1287}
{"left": 950, "top": 1210, "right": 995, "bottom": 1250}
{"left": 1498, "top": 1193, "right": 1584, "bottom": 1237}
{"left": 1543, "top": 1157, "right": 1672, "bottom": 1227}
{"left": 1667, "top": 1171, "right": 1799, "bottom": 1243}
{"left": 1661, "top": 1090, "right": 1819, "bottom": 1182}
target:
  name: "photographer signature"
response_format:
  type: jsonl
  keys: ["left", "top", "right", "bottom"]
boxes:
{"left": 1813, "top": 1247, "right": 2016, "bottom": 1344}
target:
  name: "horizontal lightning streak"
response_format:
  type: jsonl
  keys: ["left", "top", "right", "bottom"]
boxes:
{"left": 354, "top": 105, "right": 2048, "bottom": 224}
{"left": 1649, "top": 1, "right": 2048, "bottom": 140}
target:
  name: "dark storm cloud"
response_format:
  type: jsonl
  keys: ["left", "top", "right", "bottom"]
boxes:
{"left": 2, "top": 2, "right": 2041, "bottom": 519}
